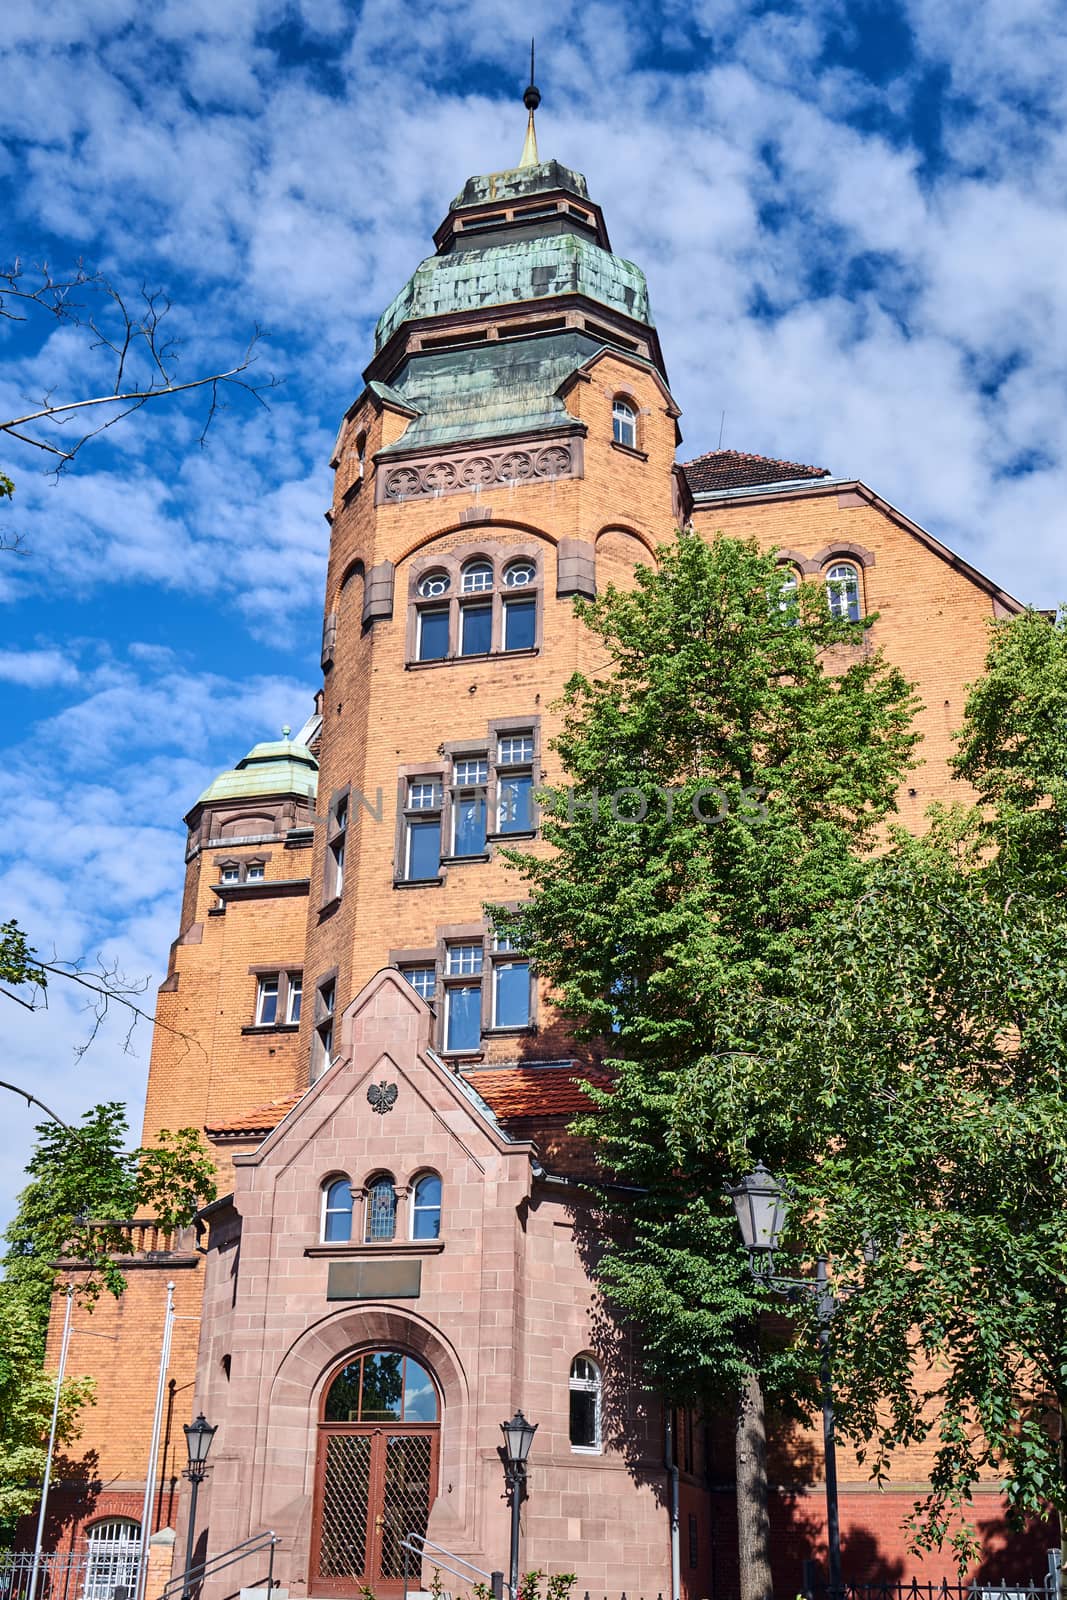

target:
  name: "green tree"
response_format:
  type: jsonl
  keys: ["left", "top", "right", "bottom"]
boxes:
{"left": 499, "top": 531, "right": 921, "bottom": 1600}
{"left": 0, "top": 1103, "right": 217, "bottom": 1538}
{"left": 756, "top": 612, "right": 1067, "bottom": 1590}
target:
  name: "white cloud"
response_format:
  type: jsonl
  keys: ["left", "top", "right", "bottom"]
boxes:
{"left": 0, "top": 648, "right": 80, "bottom": 686}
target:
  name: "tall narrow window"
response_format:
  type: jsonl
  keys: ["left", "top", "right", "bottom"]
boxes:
{"left": 404, "top": 779, "right": 443, "bottom": 881}
{"left": 612, "top": 398, "right": 637, "bottom": 449}
{"left": 460, "top": 601, "right": 492, "bottom": 656}
{"left": 256, "top": 976, "right": 279, "bottom": 1026}
{"left": 315, "top": 978, "right": 336, "bottom": 1077}
{"left": 84, "top": 1521, "right": 141, "bottom": 1600}
{"left": 777, "top": 570, "right": 799, "bottom": 623}
{"left": 286, "top": 973, "right": 303, "bottom": 1024}
{"left": 826, "top": 562, "right": 862, "bottom": 623}
{"left": 503, "top": 596, "right": 536, "bottom": 651}
{"left": 444, "top": 942, "right": 483, "bottom": 1052}
{"left": 569, "top": 1355, "right": 602, "bottom": 1451}
{"left": 496, "top": 732, "right": 536, "bottom": 834}
{"left": 452, "top": 756, "right": 488, "bottom": 856}
{"left": 364, "top": 1175, "right": 397, "bottom": 1242}
{"left": 328, "top": 795, "right": 348, "bottom": 901}
{"left": 411, "top": 1173, "right": 442, "bottom": 1240}
{"left": 492, "top": 960, "right": 531, "bottom": 1028}
{"left": 417, "top": 606, "right": 450, "bottom": 661}
{"left": 322, "top": 1178, "right": 353, "bottom": 1242}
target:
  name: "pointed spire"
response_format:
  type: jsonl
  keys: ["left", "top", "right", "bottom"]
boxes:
{"left": 519, "top": 38, "right": 541, "bottom": 168}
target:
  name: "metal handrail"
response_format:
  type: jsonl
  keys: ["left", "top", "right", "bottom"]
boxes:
{"left": 400, "top": 1534, "right": 506, "bottom": 1600}
{"left": 160, "top": 1531, "right": 278, "bottom": 1600}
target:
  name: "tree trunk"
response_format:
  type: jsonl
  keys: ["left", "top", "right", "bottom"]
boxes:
{"left": 736, "top": 1362, "right": 773, "bottom": 1600}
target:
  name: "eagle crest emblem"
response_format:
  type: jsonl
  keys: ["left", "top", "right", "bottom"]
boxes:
{"left": 367, "top": 1081, "right": 398, "bottom": 1115}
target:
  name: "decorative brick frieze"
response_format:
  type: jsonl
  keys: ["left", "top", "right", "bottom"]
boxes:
{"left": 375, "top": 436, "right": 584, "bottom": 505}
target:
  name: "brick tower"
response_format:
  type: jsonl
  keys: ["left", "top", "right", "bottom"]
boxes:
{"left": 39, "top": 88, "right": 1039, "bottom": 1600}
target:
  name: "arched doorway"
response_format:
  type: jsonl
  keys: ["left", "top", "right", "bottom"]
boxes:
{"left": 310, "top": 1350, "right": 440, "bottom": 1596}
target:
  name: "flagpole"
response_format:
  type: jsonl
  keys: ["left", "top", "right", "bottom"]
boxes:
{"left": 136, "top": 1281, "right": 176, "bottom": 1600}
{"left": 29, "top": 1284, "right": 75, "bottom": 1600}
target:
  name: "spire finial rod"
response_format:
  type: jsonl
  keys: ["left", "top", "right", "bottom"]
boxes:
{"left": 519, "top": 36, "right": 541, "bottom": 167}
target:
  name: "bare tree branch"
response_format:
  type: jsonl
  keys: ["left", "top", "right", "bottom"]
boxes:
{"left": 0, "top": 260, "right": 277, "bottom": 472}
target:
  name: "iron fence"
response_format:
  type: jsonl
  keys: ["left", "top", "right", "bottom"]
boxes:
{"left": 0, "top": 1551, "right": 141, "bottom": 1600}
{"left": 805, "top": 1583, "right": 1056, "bottom": 1600}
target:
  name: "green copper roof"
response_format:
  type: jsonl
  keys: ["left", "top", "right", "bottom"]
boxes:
{"left": 375, "top": 231, "right": 652, "bottom": 352}
{"left": 450, "top": 159, "right": 590, "bottom": 211}
{"left": 195, "top": 740, "right": 318, "bottom": 807}
{"left": 377, "top": 330, "right": 607, "bottom": 453}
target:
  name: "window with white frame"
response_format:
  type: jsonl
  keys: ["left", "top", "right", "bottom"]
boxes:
{"left": 251, "top": 970, "right": 302, "bottom": 1028}
{"left": 218, "top": 858, "right": 267, "bottom": 885}
{"left": 409, "top": 551, "right": 541, "bottom": 663}
{"left": 777, "top": 569, "right": 799, "bottom": 623}
{"left": 402, "top": 965, "right": 436, "bottom": 1002}
{"left": 492, "top": 957, "right": 531, "bottom": 1028}
{"left": 451, "top": 755, "right": 488, "bottom": 857}
{"left": 444, "top": 942, "right": 483, "bottom": 1052}
{"left": 220, "top": 863, "right": 240, "bottom": 884}
{"left": 314, "top": 977, "right": 336, "bottom": 1077}
{"left": 403, "top": 778, "right": 443, "bottom": 881}
{"left": 245, "top": 862, "right": 265, "bottom": 882}
{"left": 460, "top": 558, "right": 494, "bottom": 593}
{"left": 411, "top": 1172, "right": 442, "bottom": 1239}
{"left": 495, "top": 730, "right": 536, "bottom": 835}
{"left": 256, "top": 975, "right": 279, "bottom": 1025}
{"left": 612, "top": 397, "right": 637, "bottom": 449}
{"left": 322, "top": 1177, "right": 353, "bottom": 1242}
{"left": 825, "top": 561, "right": 862, "bottom": 623}
{"left": 327, "top": 794, "right": 348, "bottom": 901}
{"left": 84, "top": 1520, "right": 141, "bottom": 1600}
{"left": 569, "top": 1355, "right": 602, "bottom": 1450}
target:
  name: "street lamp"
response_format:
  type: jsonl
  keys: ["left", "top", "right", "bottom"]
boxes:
{"left": 726, "top": 1166, "right": 842, "bottom": 1600}
{"left": 181, "top": 1413, "right": 217, "bottom": 1600}
{"left": 500, "top": 1410, "right": 537, "bottom": 1597}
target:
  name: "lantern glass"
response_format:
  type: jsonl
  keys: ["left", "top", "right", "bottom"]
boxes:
{"left": 183, "top": 1413, "right": 217, "bottom": 1468}
{"left": 500, "top": 1410, "right": 537, "bottom": 1466}
{"left": 727, "top": 1163, "right": 789, "bottom": 1253}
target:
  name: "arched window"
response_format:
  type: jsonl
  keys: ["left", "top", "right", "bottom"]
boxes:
{"left": 323, "top": 1350, "right": 440, "bottom": 1423}
{"left": 417, "top": 569, "right": 450, "bottom": 598}
{"left": 365, "top": 1174, "right": 397, "bottom": 1242}
{"left": 355, "top": 431, "right": 367, "bottom": 479}
{"left": 322, "top": 1178, "right": 353, "bottom": 1242}
{"left": 825, "top": 561, "right": 862, "bottom": 623}
{"left": 84, "top": 1520, "right": 141, "bottom": 1600}
{"left": 314, "top": 1352, "right": 440, "bottom": 1591}
{"left": 612, "top": 398, "right": 637, "bottom": 449}
{"left": 460, "top": 559, "right": 494, "bottom": 594}
{"left": 411, "top": 1173, "right": 442, "bottom": 1240}
{"left": 777, "top": 568, "right": 799, "bottom": 624}
{"left": 503, "top": 560, "right": 536, "bottom": 589}
{"left": 569, "top": 1355, "right": 602, "bottom": 1451}
{"left": 410, "top": 550, "right": 541, "bottom": 663}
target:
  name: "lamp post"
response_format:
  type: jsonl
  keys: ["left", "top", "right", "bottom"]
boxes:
{"left": 726, "top": 1165, "right": 842, "bottom": 1600}
{"left": 181, "top": 1413, "right": 217, "bottom": 1600}
{"left": 500, "top": 1410, "right": 537, "bottom": 1598}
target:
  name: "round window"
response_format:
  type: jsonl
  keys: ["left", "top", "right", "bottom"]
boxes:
{"left": 503, "top": 561, "right": 536, "bottom": 589}
{"left": 417, "top": 570, "right": 450, "bottom": 598}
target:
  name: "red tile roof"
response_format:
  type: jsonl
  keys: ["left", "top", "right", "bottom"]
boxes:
{"left": 467, "top": 1066, "right": 610, "bottom": 1119}
{"left": 682, "top": 449, "right": 831, "bottom": 494}
{"left": 204, "top": 1067, "right": 608, "bottom": 1140}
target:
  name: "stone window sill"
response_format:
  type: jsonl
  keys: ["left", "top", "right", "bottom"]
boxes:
{"left": 486, "top": 830, "right": 536, "bottom": 844}
{"left": 240, "top": 1023, "right": 300, "bottom": 1036}
{"left": 406, "top": 647, "right": 539, "bottom": 670}
{"left": 393, "top": 876, "right": 444, "bottom": 889}
{"left": 305, "top": 1241, "right": 445, "bottom": 1259}
{"left": 484, "top": 1024, "right": 536, "bottom": 1037}
{"left": 611, "top": 440, "right": 649, "bottom": 462}
{"left": 439, "top": 853, "right": 491, "bottom": 866}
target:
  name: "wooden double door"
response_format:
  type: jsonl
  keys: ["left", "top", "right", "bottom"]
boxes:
{"left": 311, "top": 1423, "right": 439, "bottom": 1595}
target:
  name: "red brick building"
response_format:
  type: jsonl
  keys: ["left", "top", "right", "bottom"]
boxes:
{"left": 41, "top": 103, "right": 1048, "bottom": 1600}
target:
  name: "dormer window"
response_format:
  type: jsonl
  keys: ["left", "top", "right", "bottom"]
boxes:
{"left": 612, "top": 398, "right": 637, "bottom": 449}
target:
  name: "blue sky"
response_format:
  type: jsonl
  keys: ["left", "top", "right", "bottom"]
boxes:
{"left": 2, "top": 0, "right": 1065, "bottom": 1227}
